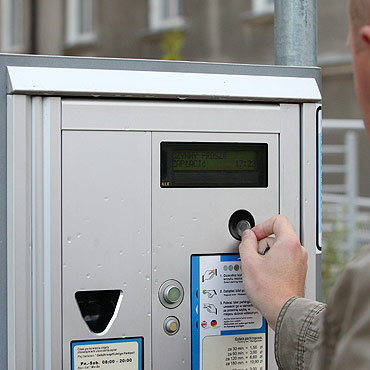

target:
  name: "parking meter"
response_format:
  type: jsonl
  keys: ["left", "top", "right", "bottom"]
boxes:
{"left": 1, "top": 54, "right": 321, "bottom": 370}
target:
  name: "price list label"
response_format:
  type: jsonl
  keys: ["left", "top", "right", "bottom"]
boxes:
{"left": 203, "top": 334, "right": 265, "bottom": 370}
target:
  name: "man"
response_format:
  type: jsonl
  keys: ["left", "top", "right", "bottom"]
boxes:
{"left": 239, "top": 1, "right": 370, "bottom": 369}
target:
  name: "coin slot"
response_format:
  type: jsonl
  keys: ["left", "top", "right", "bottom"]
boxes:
{"left": 228, "top": 210, "right": 255, "bottom": 240}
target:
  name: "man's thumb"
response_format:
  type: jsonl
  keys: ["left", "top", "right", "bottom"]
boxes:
{"left": 239, "top": 229, "right": 258, "bottom": 258}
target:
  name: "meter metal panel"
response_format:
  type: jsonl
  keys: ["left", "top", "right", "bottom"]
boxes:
{"left": 62, "top": 131, "right": 151, "bottom": 369}
{"left": 59, "top": 99, "right": 294, "bottom": 370}
{"left": 152, "top": 132, "right": 279, "bottom": 370}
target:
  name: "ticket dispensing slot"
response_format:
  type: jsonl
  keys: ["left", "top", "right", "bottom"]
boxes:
{"left": 75, "top": 290, "right": 123, "bottom": 334}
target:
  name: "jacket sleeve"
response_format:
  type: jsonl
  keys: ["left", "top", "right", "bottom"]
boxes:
{"left": 274, "top": 297, "right": 327, "bottom": 370}
{"left": 312, "top": 246, "right": 370, "bottom": 370}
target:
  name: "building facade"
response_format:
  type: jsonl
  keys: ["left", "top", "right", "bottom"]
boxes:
{"left": 1, "top": 0, "right": 369, "bottom": 196}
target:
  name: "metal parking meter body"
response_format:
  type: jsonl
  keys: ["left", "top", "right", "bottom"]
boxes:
{"left": 1, "top": 55, "right": 321, "bottom": 370}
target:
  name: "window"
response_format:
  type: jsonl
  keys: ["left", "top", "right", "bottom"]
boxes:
{"left": 0, "top": 0, "right": 25, "bottom": 52}
{"left": 66, "top": 0, "right": 96, "bottom": 46}
{"left": 149, "top": 0, "right": 185, "bottom": 30}
{"left": 252, "top": 0, "right": 274, "bottom": 14}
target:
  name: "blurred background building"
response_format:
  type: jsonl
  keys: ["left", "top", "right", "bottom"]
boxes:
{"left": 1, "top": 0, "right": 369, "bottom": 299}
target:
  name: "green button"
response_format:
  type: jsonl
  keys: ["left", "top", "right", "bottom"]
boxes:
{"left": 168, "top": 286, "right": 181, "bottom": 302}
{"left": 165, "top": 286, "right": 181, "bottom": 303}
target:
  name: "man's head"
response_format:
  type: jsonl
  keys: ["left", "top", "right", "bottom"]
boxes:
{"left": 348, "top": 0, "right": 370, "bottom": 140}
{"left": 349, "top": 0, "right": 370, "bottom": 48}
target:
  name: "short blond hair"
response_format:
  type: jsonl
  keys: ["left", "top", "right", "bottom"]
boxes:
{"left": 350, "top": 0, "right": 370, "bottom": 35}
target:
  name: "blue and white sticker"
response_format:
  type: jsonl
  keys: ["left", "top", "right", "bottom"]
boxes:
{"left": 192, "top": 255, "right": 267, "bottom": 370}
{"left": 71, "top": 337, "right": 143, "bottom": 370}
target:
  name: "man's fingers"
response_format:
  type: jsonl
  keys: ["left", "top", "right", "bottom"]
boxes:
{"left": 257, "top": 237, "right": 276, "bottom": 255}
{"left": 253, "top": 215, "right": 296, "bottom": 241}
{"left": 239, "top": 229, "right": 259, "bottom": 259}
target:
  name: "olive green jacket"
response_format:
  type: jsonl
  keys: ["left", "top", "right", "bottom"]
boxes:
{"left": 275, "top": 246, "right": 370, "bottom": 370}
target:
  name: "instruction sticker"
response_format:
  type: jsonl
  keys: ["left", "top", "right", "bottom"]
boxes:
{"left": 71, "top": 337, "right": 143, "bottom": 370}
{"left": 191, "top": 255, "right": 267, "bottom": 370}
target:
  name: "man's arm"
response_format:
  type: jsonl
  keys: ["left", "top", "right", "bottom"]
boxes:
{"left": 311, "top": 245, "right": 370, "bottom": 370}
{"left": 275, "top": 297, "right": 326, "bottom": 370}
{"left": 238, "top": 215, "right": 324, "bottom": 370}
{"left": 238, "top": 215, "right": 308, "bottom": 329}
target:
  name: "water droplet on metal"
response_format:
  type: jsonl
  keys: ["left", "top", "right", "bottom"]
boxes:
{"left": 123, "top": 282, "right": 127, "bottom": 287}
{"left": 120, "top": 250, "right": 124, "bottom": 255}
{"left": 63, "top": 263, "right": 67, "bottom": 268}
{"left": 138, "top": 270, "right": 142, "bottom": 275}
{"left": 170, "top": 216, "right": 174, "bottom": 220}
{"left": 145, "top": 275, "right": 150, "bottom": 281}
{"left": 153, "top": 267, "right": 157, "bottom": 272}
{"left": 77, "top": 233, "right": 82, "bottom": 239}
{"left": 97, "top": 264, "right": 102, "bottom": 268}
{"left": 104, "top": 196, "right": 109, "bottom": 201}
{"left": 183, "top": 336, "right": 187, "bottom": 341}
{"left": 182, "top": 359, "right": 185, "bottom": 364}
{"left": 180, "top": 243, "right": 185, "bottom": 248}
{"left": 147, "top": 312, "right": 151, "bottom": 317}
{"left": 155, "top": 279, "right": 159, "bottom": 285}
{"left": 192, "top": 217, "right": 198, "bottom": 222}
{"left": 67, "top": 237, "right": 72, "bottom": 244}
{"left": 86, "top": 273, "right": 91, "bottom": 279}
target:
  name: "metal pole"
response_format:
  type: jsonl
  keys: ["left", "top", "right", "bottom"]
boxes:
{"left": 30, "top": 0, "right": 38, "bottom": 54}
{"left": 345, "top": 130, "right": 358, "bottom": 256}
{"left": 274, "top": 0, "right": 317, "bottom": 66}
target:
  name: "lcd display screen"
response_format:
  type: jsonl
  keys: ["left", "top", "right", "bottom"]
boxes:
{"left": 161, "top": 142, "right": 268, "bottom": 188}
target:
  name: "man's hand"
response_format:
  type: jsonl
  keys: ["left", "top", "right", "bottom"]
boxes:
{"left": 239, "top": 215, "right": 308, "bottom": 330}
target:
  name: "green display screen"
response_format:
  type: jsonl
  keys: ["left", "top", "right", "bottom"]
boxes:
{"left": 172, "top": 150, "right": 257, "bottom": 171}
{"left": 161, "top": 142, "right": 268, "bottom": 188}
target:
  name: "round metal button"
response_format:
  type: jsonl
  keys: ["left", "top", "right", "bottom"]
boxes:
{"left": 164, "top": 285, "right": 181, "bottom": 304}
{"left": 163, "top": 316, "right": 180, "bottom": 335}
{"left": 159, "top": 279, "right": 184, "bottom": 309}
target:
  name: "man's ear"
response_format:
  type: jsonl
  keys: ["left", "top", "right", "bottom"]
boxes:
{"left": 360, "top": 25, "right": 370, "bottom": 46}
